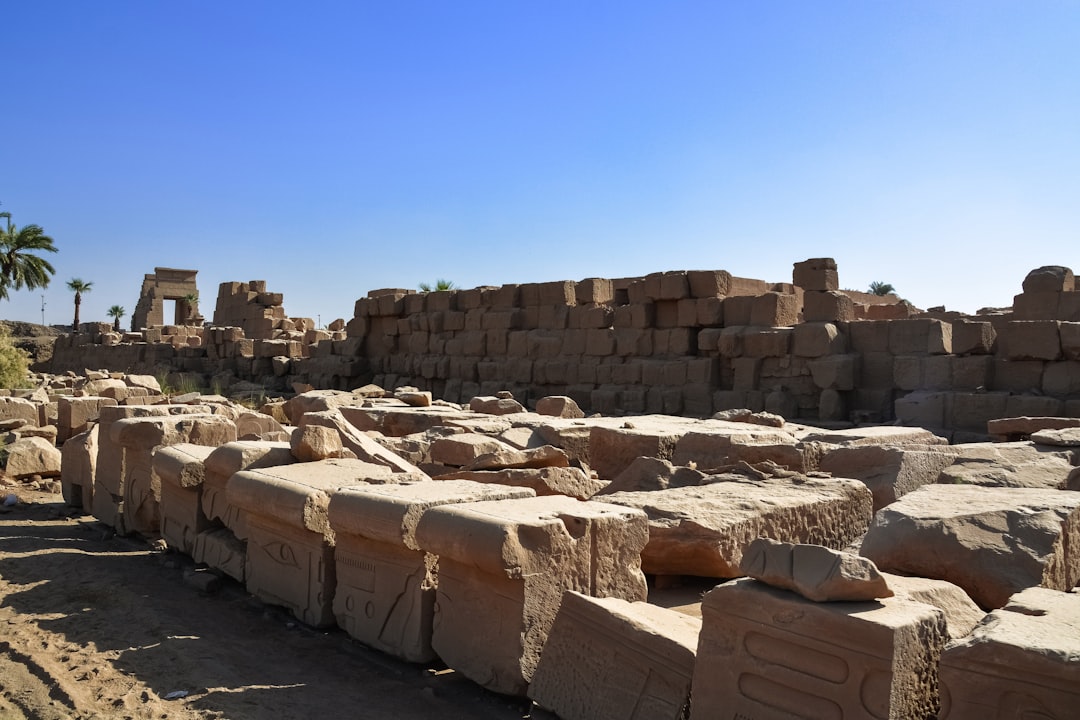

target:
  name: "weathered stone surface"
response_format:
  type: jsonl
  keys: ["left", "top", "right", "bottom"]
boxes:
{"left": 299, "top": 410, "right": 422, "bottom": 474}
{"left": 461, "top": 444, "right": 570, "bottom": 471}
{"left": 438, "top": 466, "right": 606, "bottom": 500}
{"left": 154, "top": 443, "right": 215, "bottom": 555}
{"left": 235, "top": 411, "right": 288, "bottom": 441}
{"left": 60, "top": 427, "right": 97, "bottom": 508}
{"left": 819, "top": 444, "right": 958, "bottom": 510}
{"left": 802, "top": 425, "right": 947, "bottom": 446}
{"left": 594, "top": 456, "right": 706, "bottom": 494}
{"left": 327, "top": 480, "right": 534, "bottom": 662}
{"left": 529, "top": 591, "right": 700, "bottom": 720}
{"left": 1032, "top": 426, "right": 1080, "bottom": 447}
{"left": 883, "top": 573, "right": 985, "bottom": 640}
{"left": 282, "top": 389, "right": 359, "bottom": 424}
{"left": 414, "top": 495, "right": 649, "bottom": 696}
{"left": 589, "top": 420, "right": 687, "bottom": 480}
{"left": 535, "top": 395, "right": 584, "bottom": 419}
{"left": 0, "top": 397, "right": 39, "bottom": 428}
{"left": 690, "top": 577, "right": 947, "bottom": 720}
{"left": 602, "top": 475, "right": 872, "bottom": 577}
{"left": 192, "top": 526, "right": 246, "bottom": 583}
{"left": 669, "top": 422, "right": 797, "bottom": 470}
{"left": 860, "top": 484, "right": 1080, "bottom": 609}
{"left": 5, "top": 435, "right": 62, "bottom": 479}
{"left": 987, "top": 415, "right": 1080, "bottom": 439}
{"left": 469, "top": 395, "right": 527, "bottom": 415}
{"left": 936, "top": 441, "right": 1076, "bottom": 489}
{"left": 57, "top": 395, "right": 117, "bottom": 444}
{"left": 429, "top": 432, "right": 516, "bottom": 467}
{"left": 201, "top": 440, "right": 296, "bottom": 538}
{"left": 939, "top": 587, "right": 1080, "bottom": 719}
{"left": 1022, "top": 265, "right": 1075, "bottom": 293}
{"left": 740, "top": 538, "right": 893, "bottom": 602}
{"left": 290, "top": 423, "right": 350, "bottom": 462}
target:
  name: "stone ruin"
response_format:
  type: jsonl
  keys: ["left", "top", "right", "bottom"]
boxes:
{"left": 0, "top": 366, "right": 1076, "bottom": 717}
{"left": 2, "top": 257, "right": 1078, "bottom": 717}
{"left": 43, "top": 258, "right": 1080, "bottom": 441}
{"left": 131, "top": 267, "right": 201, "bottom": 330}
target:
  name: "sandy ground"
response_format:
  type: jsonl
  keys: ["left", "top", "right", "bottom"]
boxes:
{"left": 0, "top": 485, "right": 539, "bottom": 720}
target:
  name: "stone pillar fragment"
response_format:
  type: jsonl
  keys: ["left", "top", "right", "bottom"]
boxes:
{"left": 414, "top": 495, "right": 649, "bottom": 696}
{"left": 154, "top": 443, "right": 216, "bottom": 555}
{"left": 326, "top": 480, "right": 534, "bottom": 662}
{"left": 690, "top": 578, "right": 947, "bottom": 720}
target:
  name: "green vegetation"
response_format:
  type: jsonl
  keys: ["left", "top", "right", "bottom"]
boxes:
{"left": 418, "top": 279, "right": 455, "bottom": 292}
{"left": 182, "top": 292, "right": 199, "bottom": 322}
{"left": 107, "top": 305, "right": 126, "bottom": 332}
{"left": 0, "top": 325, "right": 30, "bottom": 389}
{"left": 0, "top": 207, "right": 58, "bottom": 301}
{"left": 868, "top": 281, "right": 896, "bottom": 296}
{"left": 67, "top": 278, "right": 93, "bottom": 333}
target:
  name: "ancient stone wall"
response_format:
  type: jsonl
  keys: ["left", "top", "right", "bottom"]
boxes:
{"left": 44, "top": 261, "right": 1080, "bottom": 438}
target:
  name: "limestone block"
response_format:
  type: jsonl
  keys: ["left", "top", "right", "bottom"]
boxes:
{"left": 57, "top": 396, "right": 118, "bottom": 444}
{"left": 528, "top": 591, "right": 701, "bottom": 720}
{"left": 750, "top": 292, "right": 798, "bottom": 327}
{"left": 201, "top": 440, "right": 295, "bottom": 539}
{"left": 414, "top": 495, "right": 649, "bottom": 696}
{"left": 793, "top": 322, "right": 846, "bottom": 357}
{"left": 690, "top": 578, "right": 947, "bottom": 720}
{"left": 939, "top": 587, "right": 1080, "bottom": 719}
{"left": 998, "top": 320, "right": 1062, "bottom": 361}
{"left": 936, "top": 441, "right": 1076, "bottom": 489}
{"left": 60, "top": 427, "right": 97, "bottom": 509}
{"left": 860, "top": 484, "right": 1080, "bottom": 609}
{"left": 802, "top": 291, "right": 854, "bottom": 322}
{"left": 114, "top": 414, "right": 237, "bottom": 537}
{"left": 819, "top": 444, "right": 958, "bottom": 510}
{"left": 951, "top": 319, "right": 996, "bottom": 355}
{"left": 229, "top": 458, "right": 402, "bottom": 627}
{"left": 5, "top": 436, "right": 62, "bottom": 479}
{"left": 154, "top": 443, "right": 216, "bottom": 555}
{"left": 792, "top": 257, "right": 839, "bottom": 291}
{"left": 327, "top": 480, "right": 534, "bottom": 662}
{"left": 601, "top": 475, "right": 872, "bottom": 577}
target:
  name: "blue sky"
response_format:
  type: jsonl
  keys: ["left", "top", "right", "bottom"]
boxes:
{"left": 3, "top": 2, "right": 1077, "bottom": 327}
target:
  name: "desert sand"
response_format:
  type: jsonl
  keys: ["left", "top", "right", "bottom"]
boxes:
{"left": 0, "top": 485, "right": 534, "bottom": 720}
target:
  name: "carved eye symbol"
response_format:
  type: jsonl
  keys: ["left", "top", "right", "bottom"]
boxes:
{"left": 262, "top": 541, "right": 300, "bottom": 568}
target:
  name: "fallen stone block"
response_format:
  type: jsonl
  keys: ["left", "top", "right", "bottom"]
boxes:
{"left": 60, "top": 427, "right": 97, "bottom": 509}
{"left": 740, "top": 538, "right": 893, "bottom": 602}
{"left": 883, "top": 574, "right": 985, "bottom": 640}
{"left": 936, "top": 441, "right": 1076, "bottom": 490}
{"left": 327, "top": 480, "right": 534, "bottom": 662}
{"left": 201, "top": 440, "right": 295, "bottom": 539}
{"left": 429, "top": 432, "right": 516, "bottom": 467}
{"left": 986, "top": 415, "right": 1080, "bottom": 440}
{"left": 437, "top": 466, "right": 605, "bottom": 500}
{"left": 801, "top": 425, "right": 948, "bottom": 446}
{"left": 690, "top": 578, "right": 948, "bottom": 720}
{"left": 529, "top": 591, "right": 700, "bottom": 720}
{"left": 535, "top": 395, "right": 584, "bottom": 418}
{"left": 5, "top": 435, "right": 62, "bottom": 479}
{"left": 300, "top": 409, "right": 423, "bottom": 474}
{"left": 57, "top": 395, "right": 117, "bottom": 444}
{"left": 601, "top": 474, "right": 872, "bottom": 577}
{"left": 939, "top": 587, "right": 1079, "bottom": 719}
{"left": 819, "top": 444, "right": 958, "bottom": 510}
{"left": 154, "top": 443, "right": 216, "bottom": 555}
{"left": 860, "top": 484, "right": 1080, "bottom": 609}
{"left": 1032, "top": 426, "right": 1080, "bottom": 447}
{"left": 414, "top": 495, "right": 649, "bottom": 696}
{"left": 228, "top": 458, "right": 404, "bottom": 627}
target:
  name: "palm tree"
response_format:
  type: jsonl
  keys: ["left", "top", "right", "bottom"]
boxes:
{"left": 868, "top": 281, "right": 896, "bottom": 296}
{"left": 107, "top": 305, "right": 126, "bottom": 332}
{"left": 67, "top": 278, "right": 92, "bottom": 333}
{"left": 182, "top": 292, "right": 199, "bottom": 323}
{"left": 0, "top": 210, "right": 58, "bottom": 301}
{"left": 419, "top": 279, "right": 455, "bottom": 292}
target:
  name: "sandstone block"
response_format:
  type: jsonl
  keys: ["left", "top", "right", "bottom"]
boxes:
{"left": 1043, "top": 360, "right": 1080, "bottom": 396}
{"left": 327, "top": 480, "right": 534, "bottom": 662}
{"left": 60, "top": 427, "right": 97, "bottom": 509}
{"left": 529, "top": 591, "right": 700, "bottom": 720}
{"left": 860, "top": 484, "right": 1080, "bottom": 609}
{"left": 438, "top": 467, "right": 606, "bottom": 500}
{"left": 741, "top": 538, "right": 893, "bottom": 602}
{"left": 57, "top": 396, "right": 118, "bottom": 444}
{"left": 889, "top": 318, "right": 952, "bottom": 355}
{"left": 1022, "top": 265, "right": 1074, "bottom": 293}
{"left": 742, "top": 327, "right": 793, "bottom": 357}
{"left": 883, "top": 574, "right": 985, "bottom": 640}
{"left": 687, "top": 269, "right": 733, "bottom": 298}
{"left": 201, "top": 440, "right": 295, "bottom": 540}
{"left": 601, "top": 475, "right": 872, "bottom": 577}
{"left": 792, "top": 257, "right": 839, "bottom": 291}
{"left": 750, "top": 292, "right": 798, "bottom": 327}
{"left": 155, "top": 443, "right": 215, "bottom": 555}
{"left": 589, "top": 421, "right": 687, "bottom": 480}
{"left": 802, "top": 290, "right": 854, "bottom": 322}
{"left": 690, "top": 578, "right": 947, "bottom": 720}
{"left": 939, "top": 587, "right": 1080, "bottom": 719}
{"left": 998, "top": 320, "right": 1062, "bottom": 361}
{"left": 192, "top": 527, "right": 246, "bottom": 582}
{"left": 807, "top": 353, "right": 857, "bottom": 390}
{"left": 793, "top": 322, "right": 846, "bottom": 357}
{"left": 936, "top": 440, "right": 1076, "bottom": 489}
{"left": 951, "top": 319, "right": 996, "bottom": 355}
{"left": 414, "top": 495, "right": 649, "bottom": 696}
{"left": 819, "top": 444, "right": 958, "bottom": 510}
{"left": 5, "top": 435, "right": 62, "bottom": 479}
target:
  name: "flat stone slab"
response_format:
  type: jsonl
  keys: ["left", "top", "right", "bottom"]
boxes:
{"left": 819, "top": 444, "right": 958, "bottom": 510}
{"left": 1032, "top": 427, "right": 1080, "bottom": 447}
{"left": 860, "top": 484, "right": 1080, "bottom": 609}
{"left": 936, "top": 441, "right": 1077, "bottom": 489}
{"left": 601, "top": 474, "right": 873, "bottom": 577}
{"left": 800, "top": 425, "right": 948, "bottom": 446}
{"left": 529, "top": 591, "right": 701, "bottom": 720}
{"left": 940, "top": 587, "right": 1080, "bottom": 718}
{"left": 436, "top": 467, "right": 605, "bottom": 500}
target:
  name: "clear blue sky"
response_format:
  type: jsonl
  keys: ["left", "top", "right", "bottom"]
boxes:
{"left": 3, "top": 1, "right": 1077, "bottom": 327}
